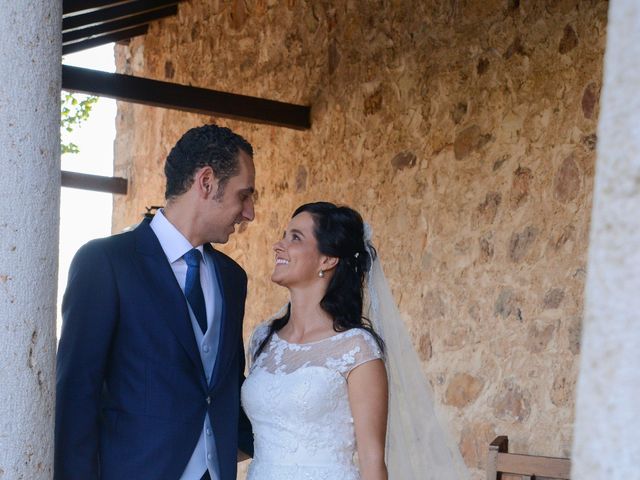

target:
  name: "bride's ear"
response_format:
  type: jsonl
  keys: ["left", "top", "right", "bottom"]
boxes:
{"left": 320, "top": 255, "right": 339, "bottom": 272}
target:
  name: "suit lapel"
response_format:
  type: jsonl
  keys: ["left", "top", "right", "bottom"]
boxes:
{"left": 134, "top": 220, "right": 206, "bottom": 385}
{"left": 206, "top": 245, "right": 240, "bottom": 390}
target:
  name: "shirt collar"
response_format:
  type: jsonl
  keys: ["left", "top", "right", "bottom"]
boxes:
{"left": 149, "top": 209, "right": 206, "bottom": 264}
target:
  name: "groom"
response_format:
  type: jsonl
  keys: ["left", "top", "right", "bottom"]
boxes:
{"left": 55, "top": 124, "right": 255, "bottom": 480}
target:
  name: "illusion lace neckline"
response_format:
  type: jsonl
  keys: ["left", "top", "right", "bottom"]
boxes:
{"left": 273, "top": 329, "right": 351, "bottom": 346}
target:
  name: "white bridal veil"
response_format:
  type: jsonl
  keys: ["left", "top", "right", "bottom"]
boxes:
{"left": 263, "top": 226, "right": 470, "bottom": 479}
{"left": 365, "top": 232, "right": 469, "bottom": 479}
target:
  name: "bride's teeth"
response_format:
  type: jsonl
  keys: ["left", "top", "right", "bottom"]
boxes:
{"left": 276, "top": 258, "right": 289, "bottom": 265}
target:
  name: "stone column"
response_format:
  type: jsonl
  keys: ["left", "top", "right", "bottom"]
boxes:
{"left": 0, "top": 2, "right": 62, "bottom": 478}
{"left": 572, "top": 1, "right": 640, "bottom": 477}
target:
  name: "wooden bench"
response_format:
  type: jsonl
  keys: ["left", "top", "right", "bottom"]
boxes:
{"left": 486, "top": 436, "right": 571, "bottom": 479}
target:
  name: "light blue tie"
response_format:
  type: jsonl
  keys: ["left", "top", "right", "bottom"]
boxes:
{"left": 183, "top": 248, "right": 207, "bottom": 334}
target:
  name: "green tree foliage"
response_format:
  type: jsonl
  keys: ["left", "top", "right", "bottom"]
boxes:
{"left": 61, "top": 92, "right": 98, "bottom": 154}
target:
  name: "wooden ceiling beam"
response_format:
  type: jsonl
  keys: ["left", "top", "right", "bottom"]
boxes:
{"left": 63, "top": 0, "right": 179, "bottom": 32}
{"left": 62, "top": 25, "right": 148, "bottom": 55}
{"left": 62, "top": 65, "right": 311, "bottom": 130}
{"left": 63, "top": 5, "right": 177, "bottom": 45}
{"left": 63, "top": 0, "right": 135, "bottom": 16}
{"left": 61, "top": 171, "right": 128, "bottom": 195}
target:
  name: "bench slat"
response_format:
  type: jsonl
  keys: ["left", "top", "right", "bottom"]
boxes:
{"left": 495, "top": 452, "right": 571, "bottom": 478}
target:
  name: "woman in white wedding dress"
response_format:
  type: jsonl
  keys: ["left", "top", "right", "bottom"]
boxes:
{"left": 241, "top": 202, "right": 388, "bottom": 480}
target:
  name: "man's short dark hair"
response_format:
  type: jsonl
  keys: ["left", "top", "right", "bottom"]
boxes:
{"left": 164, "top": 124, "right": 253, "bottom": 200}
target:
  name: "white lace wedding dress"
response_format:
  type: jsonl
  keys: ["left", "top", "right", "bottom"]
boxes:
{"left": 241, "top": 322, "right": 383, "bottom": 480}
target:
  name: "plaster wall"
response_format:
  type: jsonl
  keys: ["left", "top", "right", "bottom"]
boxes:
{"left": 572, "top": 1, "right": 640, "bottom": 477}
{"left": 113, "top": 1, "right": 607, "bottom": 477}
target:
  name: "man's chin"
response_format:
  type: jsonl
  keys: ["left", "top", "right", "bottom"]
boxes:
{"left": 210, "top": 233, "right": 230, "bottom": 244}
{"left": 209, "top": 225, "right": 238, "bottom": 244}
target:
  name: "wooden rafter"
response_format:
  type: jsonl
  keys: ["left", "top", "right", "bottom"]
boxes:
{"left": 61, "top": 171, "right": 128, "bottom": 195}
{"left": 62, "top": 0, "right": 185, "bottom": 54}
{"left": 63, "top": 5, "right": 177, "bottom": 45}
{"left": 63, "top": 0, "right": 180, "bottom": 32}
{"left": 63, "top": 0, "right": 138, "bottom": 16}
{"left": 62, "top": 65, "right": 312, "bottom": 130}
{"left": 63, "top": 25, "right": 148, "bottom": 55}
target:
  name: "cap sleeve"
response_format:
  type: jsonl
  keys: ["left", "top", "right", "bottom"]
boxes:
{"left": 329, "top": 329, "right": 384, "bottom": 378}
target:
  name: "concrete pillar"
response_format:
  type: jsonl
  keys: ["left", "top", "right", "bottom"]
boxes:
{"left": 0, "top": 1, "right": 62, "bottom": 478}
{"left": 572, "top": 1, "right": 640, "bottom": 477}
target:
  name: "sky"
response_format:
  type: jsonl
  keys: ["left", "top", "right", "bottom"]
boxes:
{"left": 58, "top": 44, "right": 116, "bottom": 332}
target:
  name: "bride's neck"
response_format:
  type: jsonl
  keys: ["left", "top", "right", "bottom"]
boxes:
{"left": 286, "top": 288, "right": 333, "bottom": 335}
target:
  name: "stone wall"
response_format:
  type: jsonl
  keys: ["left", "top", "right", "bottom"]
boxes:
{"left": 113, "top": 1, "right": 608, "bottom": 477}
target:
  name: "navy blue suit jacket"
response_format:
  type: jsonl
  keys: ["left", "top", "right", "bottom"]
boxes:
{"left": 55, "top": 218, "right": 253, "bottom": 480}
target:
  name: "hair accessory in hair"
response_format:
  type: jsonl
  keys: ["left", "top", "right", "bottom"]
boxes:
{"left": 354, "top": 252, "right": 360, "bottom": 258}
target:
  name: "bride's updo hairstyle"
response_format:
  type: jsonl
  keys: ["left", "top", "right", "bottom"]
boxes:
{"left": 255, "top": 201, "right": 384, "bottom": 358}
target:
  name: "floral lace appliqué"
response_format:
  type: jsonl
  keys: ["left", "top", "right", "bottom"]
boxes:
{"left": 241, "top": 325, "right": 383, "bottom": 480}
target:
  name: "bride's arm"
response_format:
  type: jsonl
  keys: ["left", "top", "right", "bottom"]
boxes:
{"left": 348, "top": 359, "right": 389, "bottom": 480}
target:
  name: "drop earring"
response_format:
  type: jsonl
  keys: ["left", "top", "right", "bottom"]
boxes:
{"left": 318, "top": 270, "right": 325, "bottom": 278}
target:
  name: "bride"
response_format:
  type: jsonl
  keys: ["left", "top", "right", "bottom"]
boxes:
{"left": 241, "top": 202, "right": 468, "bottom": 480}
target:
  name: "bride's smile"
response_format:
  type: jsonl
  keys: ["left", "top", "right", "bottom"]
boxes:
{"left": 270, "top": 212, "right": 335, "bottom": 288}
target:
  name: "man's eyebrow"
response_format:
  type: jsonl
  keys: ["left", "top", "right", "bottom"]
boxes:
{"left": 240, "top": 186, "right": 256, "bottom": 194}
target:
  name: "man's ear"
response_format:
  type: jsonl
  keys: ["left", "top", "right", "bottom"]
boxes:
{"left": 195, "top": 166, "right": 218, "bottom": 199}
{"left": 321, "top": 255, "right": 339, "bottom": 272}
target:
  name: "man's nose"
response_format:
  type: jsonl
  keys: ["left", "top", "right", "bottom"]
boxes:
{"left": 243, "top": 199, "right": 255, "bottom": 222}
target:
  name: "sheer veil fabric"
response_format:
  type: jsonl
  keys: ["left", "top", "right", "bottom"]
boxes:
{"left": 365, "top": 245, "right": 469, "bottom": 479}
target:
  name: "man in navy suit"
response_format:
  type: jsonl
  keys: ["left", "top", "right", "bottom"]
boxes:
{"left": 55, "top": 124, "right": 255, "bottom": 480}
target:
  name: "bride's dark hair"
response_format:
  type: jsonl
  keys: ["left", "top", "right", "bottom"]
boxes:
{"left": 255, "top": 202, "right": 384, "bottom": 358}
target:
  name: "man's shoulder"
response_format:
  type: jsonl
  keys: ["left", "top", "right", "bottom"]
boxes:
{"left": 87, "top": 228, "right": 136, "bottom": 249}
{"left": 75, "top": 226, "right": 139, "bottom": 262}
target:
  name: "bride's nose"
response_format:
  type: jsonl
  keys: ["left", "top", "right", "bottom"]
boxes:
{"left": 273, "top": 240, "right": 284, "bottom": 252}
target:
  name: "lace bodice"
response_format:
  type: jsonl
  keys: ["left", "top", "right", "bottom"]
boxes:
{"left": 241, "top": 323, "right": 383, "bottom": 480}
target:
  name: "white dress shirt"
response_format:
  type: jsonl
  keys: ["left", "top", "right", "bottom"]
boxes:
{"left": 150, "top": 209, "right": 222, "bottom": 480}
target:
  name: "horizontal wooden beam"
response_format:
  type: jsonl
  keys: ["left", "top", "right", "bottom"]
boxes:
{"left": 62, "top": 25, "right": 148, "bottom": 55}
{"left": 61, "top": 171, "right": 128, "bottom": 195}
{"left": 62, "top": 65, "right": 312, "bottom": 130}
{"left": 64, "top": 0, "right": 135, "bottom": 16}
{"left": 63, "top": 0, "right": 179, "bottom": 32}
{"left": 63, "top": 5, "right": 177, "bottom": 45}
